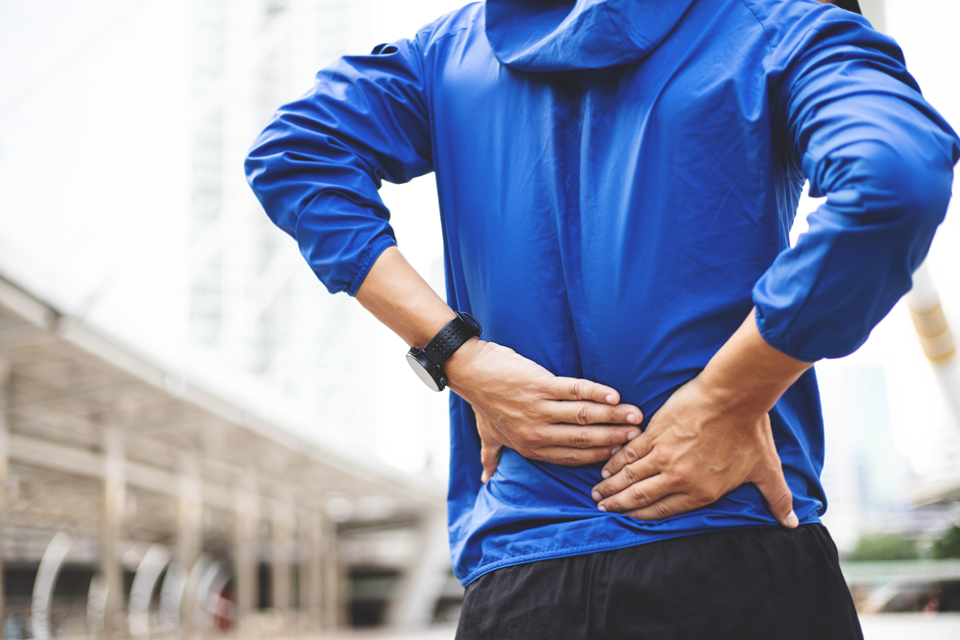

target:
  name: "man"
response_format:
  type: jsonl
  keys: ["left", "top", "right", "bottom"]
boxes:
{"left": 246, "top": 0, "right": 959, "bottom": 637}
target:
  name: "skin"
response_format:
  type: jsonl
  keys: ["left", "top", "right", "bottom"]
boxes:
{"left": 357, "top": 246, "right": 812, "bottom": 528}
{"left": 356, "top": 247, "right": 644, "bottom": 473}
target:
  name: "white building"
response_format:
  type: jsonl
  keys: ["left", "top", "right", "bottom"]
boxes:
{"left": 0, "top": 0, "right": 465, "bottom": 479}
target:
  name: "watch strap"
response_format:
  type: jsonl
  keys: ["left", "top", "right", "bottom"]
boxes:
{"left": 422, "top": 312, "right": 481, "bottom": 368}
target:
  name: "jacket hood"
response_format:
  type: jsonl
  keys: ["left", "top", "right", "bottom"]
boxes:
{"left": 484, "top": 0, "right": 698, "bottom": 72}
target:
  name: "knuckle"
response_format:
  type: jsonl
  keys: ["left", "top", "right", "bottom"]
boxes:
{"left": 671, "top": 465, "right": 691, "bottom": 487}
{"left": 622, "top": 464, "right": 639, "bottom": 484}
{"left": 575, "top": 404, "right": 590, "bottom": 425}
{"left": 561, "top": 451, "right": 583, "bottom": 466}
{"left": 621, "top": 446, "right": 639, "bottom": 465}
{"left": 569, "top": 380, "right": 584, "bottom": 400}
{"left": 573, "top": 429, "right": 590, "bottom": 449}
{"left": 520, "top": 428, "right": 542, "bottom": 446}
{"left": 654, "top": 502, "right": 673, "bottom": 520}
{"left": 694, "top": 486, "right": 720, "bottom": 504}
{"left": 631, "top": 485, "right": 649, "bottom": 507}
{"left": 652, "top": 449, "right": 670, "bottom": 467}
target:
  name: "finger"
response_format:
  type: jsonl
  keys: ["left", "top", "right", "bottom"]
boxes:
{"left": 601, "top": 434, "right": 655, "bottom": 479}
{"left": 473, "top": 408, "right": 505, "bottom": 483}
{"left": 480, "top": 441, "right": 503, "bottom": 483}
{"left": 548, "top": 377, "right": 624, "bottom": 405}
{"left": 552, "top": 401, "right": 643, "bottom": 427}
{"left": 541, "top": 424, "right": 640, "bottom": 449}
{"left": 625, "top": 493, "right": 704, "bottom": 521}
{"left": 591, "top": 456, "right": 661, "bottom": 502}
{"left": 596, "top": 474, "right": 673, "bottom": 513}
{"left": 535, "top": 446, "right": 625, "bottom": 467}
{"left": 753, "top": 456, "right": 797, "bottom": 529}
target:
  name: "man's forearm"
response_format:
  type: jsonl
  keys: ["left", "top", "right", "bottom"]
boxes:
{"left": 698, "top": 311, "right": 813, "bottom": 413}
{"left": 353, "top": 245, "right": 643, "bottom": 473}
{"left": 355, "top": 246, "right": 458, "bottom": 349}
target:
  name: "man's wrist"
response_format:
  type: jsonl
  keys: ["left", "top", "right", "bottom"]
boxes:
{"left": 444, "top": 336, "right": 484, "bottom": 389}
{"left": 698, "top": 312, "right": 812, "bottom": 413}
{"left": 412, "top": 309, "right": 459, "bottom": 350}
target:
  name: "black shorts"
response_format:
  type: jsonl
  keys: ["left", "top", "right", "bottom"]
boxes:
{"left": 456, "top": 524, "right": 862, "bottom": 640}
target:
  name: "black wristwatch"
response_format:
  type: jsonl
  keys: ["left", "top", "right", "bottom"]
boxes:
{"left": 406, "top": 312, "right": 482, "bottom": 392}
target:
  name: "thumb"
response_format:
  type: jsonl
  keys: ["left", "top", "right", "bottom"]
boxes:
{"left": 753, "top": 454, "right": 798, "bottom": 529}
{"left": 480, "top": 439, "right": 503, "bottom": 483}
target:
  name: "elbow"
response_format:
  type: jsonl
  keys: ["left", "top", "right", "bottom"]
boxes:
{"left": 244, "top": 133, "right": 273, "bottom": 198}
{"left": 885, "top": 150, "right": 953, "bottom": 236}
{"left": 821, "top": 137, "right": 953, "bottom": 245}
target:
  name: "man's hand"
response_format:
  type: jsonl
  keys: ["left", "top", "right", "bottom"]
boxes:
{"left": 590, "top": 375, "right": 797, "bottom": 527}
{"left": 446, "top": 339, "right": 642, "bottom": 481}
{"left": 590, "top": 312, "right": 811, "bottom": 527}
{"left": 355, "top": 247, "right": 641, "bottom": 482}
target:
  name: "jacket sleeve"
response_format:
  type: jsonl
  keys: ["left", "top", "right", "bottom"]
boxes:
{"left": 245, "top": 39, "right": 432, "bottom": 295}
{"left": 753, "top": 12, "right": 960, "bottom": 362}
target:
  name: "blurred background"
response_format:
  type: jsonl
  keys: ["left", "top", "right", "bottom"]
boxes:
{"left": 0, "top": 0, "right": 958, "bottom": 638}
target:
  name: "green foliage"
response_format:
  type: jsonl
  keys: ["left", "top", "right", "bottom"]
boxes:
{"left": 931, "top": 525, "right": 960, "bottom": 560}
{"left": 849, "top": 533, "right": 919, "bottom": 561}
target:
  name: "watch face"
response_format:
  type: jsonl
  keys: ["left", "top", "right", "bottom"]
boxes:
{"left": 406, "top": 352, "right": 443, "bottom": 392}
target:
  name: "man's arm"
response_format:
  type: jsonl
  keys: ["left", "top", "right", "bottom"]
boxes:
{"left": 356, "top": 246, "right": 643, "bottom": 475}
{"left": 591, "top": 312, "right": 807, "bottom": 527}
{"left": 246, "top": 37, "right": 643, "bottom": 474}
{"left": 592, "top": 10, "right": 959, "bottom": 526}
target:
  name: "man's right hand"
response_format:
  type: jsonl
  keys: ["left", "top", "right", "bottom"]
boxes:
{"left": 353, "top": 247, "right": 640, "bottom": 481}
{"left": 445, "top": 338, "right": 642, "bottom": 482}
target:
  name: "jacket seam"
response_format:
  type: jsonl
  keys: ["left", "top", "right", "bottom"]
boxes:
{"left": 602, "top": 4, "right": 635, "bottom": 63}
{"left": 737, "top": 0, "right": 775, "bottom": 56}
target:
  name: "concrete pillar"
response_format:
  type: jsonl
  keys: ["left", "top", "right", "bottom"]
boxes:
{"left": 234, "top": 477, "right": 260, "bottom": 633}
{"left": 387, "top": 509, "right": 450, "bottom": 628}
{"left": 0, "top": 358, "right": 9, "bottom": 629}
{"left": 299, "top": 510, "right": 323, "bottom": 632}
{"left": 859, "top": 0, "right": 886, "bottom": 33}
{"left": 320, "top": 513, "right": 345, "bottom": 631}
{"left": 177, "top": 454, "right": 203, "bottom": 635}
{"left": 270, "top": 499, "right": 293, "bottom": 626}
{"left": 907, "top": 263, "right": 960, "bottom": 429}
{"left": 102, "top": 426, "right": 126, "bottom": 639}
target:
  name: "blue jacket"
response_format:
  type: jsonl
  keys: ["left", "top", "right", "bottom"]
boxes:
{"left": 246, "top": 0, "right": 959, "bottom": 585}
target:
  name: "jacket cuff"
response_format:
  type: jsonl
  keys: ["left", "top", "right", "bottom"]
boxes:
{"left": 346, "top": 235, "right": 398, "bottom": 297}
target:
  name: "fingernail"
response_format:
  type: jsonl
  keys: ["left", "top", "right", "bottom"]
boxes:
{"left": 601, "top": 469, "right": 611, "bottom": 479}
{"left": 786, "top": 510, "right": 799, "bottom": 528}
{"left": 598, "top": 504, "right": 607, "bottom": 512}
{"left": 605, "top": 394, "right": 615, "bottom": 404}
{"left": 627, "top": 430, "right": 638, "bottom": 440}
{"left": 626, "top": 413, "right": 637, "bottom": 423}
{"left": 592, "top": 491, "right": 602, "bottom": 502}
{"left": 610, "top": 446, "right": 622, "bottom": 456}
{"left": 481, "top": 472, "right": 488, "bottom": 483}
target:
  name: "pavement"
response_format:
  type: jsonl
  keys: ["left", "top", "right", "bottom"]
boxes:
{"left": 859, "top": 613, "right": 960, "bottom": 640}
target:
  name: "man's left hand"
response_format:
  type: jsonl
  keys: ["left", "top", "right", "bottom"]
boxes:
{"left": 590, "top": 374, "right": 798, "bottom": 528}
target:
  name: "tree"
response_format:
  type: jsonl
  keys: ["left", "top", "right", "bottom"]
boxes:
{"left": 931, "top": 525, "right": 960, "bottom": 560}
{"left": 849, "top": 533, "right": 918, "bottom": 561}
